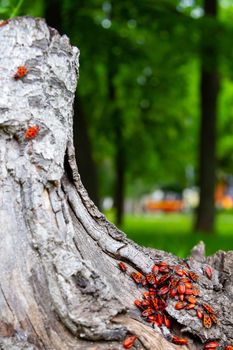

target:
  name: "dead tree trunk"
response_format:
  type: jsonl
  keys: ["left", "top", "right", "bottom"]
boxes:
{"left": 0, "top": 17, "right": 232, "bottom": 350}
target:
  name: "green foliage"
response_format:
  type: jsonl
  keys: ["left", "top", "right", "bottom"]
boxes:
{"left": 0, "top": 0, "right": 43, "bottom": 18}
{"left": 58, "top": 0, "right": 202, "bottom": 199}
{"left": 4, "top": 0, "right": 233, "bottom": 221}
{"left": 0, "top": 0, "right": 23, "bottom": 17}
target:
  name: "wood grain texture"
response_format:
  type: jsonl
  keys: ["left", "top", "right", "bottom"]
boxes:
{"left": 0, "top": 17, "right": 232, "bottom": 350}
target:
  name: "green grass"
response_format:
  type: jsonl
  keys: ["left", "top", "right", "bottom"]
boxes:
{"left": 106, "top": 212, "right": 233, "bottom": 258}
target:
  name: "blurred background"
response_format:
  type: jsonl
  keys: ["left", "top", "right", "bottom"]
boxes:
{"left": 1, "top": 0, "right": 233, "bottom": 257}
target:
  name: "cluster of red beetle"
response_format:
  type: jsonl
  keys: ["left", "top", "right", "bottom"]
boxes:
{"left": 118, "top": 260, "right": 233, "bottom": 350}
{"left": 0, "top": 18, "right": 40, "bottom": 140}
{"left": 0, "top": 19, "right": 40, "bottom": 140}
{"left": 13, "top": 64, "right": 40, "bottom": 140}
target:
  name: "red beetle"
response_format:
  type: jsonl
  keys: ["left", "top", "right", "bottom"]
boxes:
{"left": 189, "top": 271, "right": 199, "bottom": 282}
{"left": 141, "top": 278, "right": 147, "bottom": 286}
{"left": 179, "top": 294, "right": 184, "bottom": 301}
{"left": 192, "top": 287, "right": 200, "bottom": 296}
{"left": 143, "top": 291, "right": 150, "bottom": 300}
{"left": 159, "top": 299, "right": 167, "bottom": 311}
{"left": 123, "top": 335, "right": 137, "bottom": 349}
{"left": 169, "top": 288, "right": 177, "bottom": 298}
{"left": 118, "top": 262, "right": 127, "bottom": 272}
{"left": 141, "top": 308, "right": 154, "bottom": 317}
{"left": 141, "top": 300, "right": 150, "bottom": 307}
{"left": 204, "top": 341, "right": 219, "bottom": 349}
{"left": 196, "top": 309, "right": 203, "bottom": 319}
{"left": 179, "top": 277, "right": 190, "bottom": 283}
{"left": 204, "top": 265, "right": 213, "bottom": 280}
{"left": 164, "top": 315, "right": 171, "bottom": 328}
{"left": 152, "top": 265, "right": 159, "bottom": 274}
{"left": 152, "top": 298, "right": 159, "bottom": 311}
{"left": 185, "top": 288, "right": 193, "bottom": 295}
{"left": 186, "top": 296, "right": 197, "bottom": 304}
{"left": 226, "top": 346, "right": 233, "bottom": 350}
{"left": 172, "top": 335, "right": 188, "bottom": 345}
{"left": 182, "top": 269, "right": 189, "bottom": 277}
{"left": 203, "top": 303, "right": 215, "bottom": 315}
{"left": 14, "top": 65, "right": 28, "bottom": 80}
{"left": 210, "top": 313, "right": 218, "bottom": 325}
{"left": 146, "top": 273, "right": 157, "bottom": 285}
{"left": 131, "top": 272, "right": 143, "bottom": 284}
{"left": 159, "top": 265, "right": 169, "bottom": 273}
{"left": 158, "top": 286, "right": 169, "bottom": 296}
{"left": 157, "top": 313, "right": 163, "bottom": 327}
{"left": 149, "top": 288, "right": 156, "bottom": 296}
{"left": 157, "top": 273, "right": 171, "bottom": 285}
{"left": 177, "top": 283, "right": 185, "bottom": 294}
{"left": 134, "top": 299, "right": 143, "bottom": 309}
{"left": 24, "top": 125, "right": 40, "bottom": 140}
{"left": 148, "top": 315, "right": 157, "bottom": 323}
{"left": 176, "top": 269, "right": 184, "bottom": 276}
{"left": 170, "top": 278, "right": 179, "bottom": 287}
{"left": 203, "top": 313, "right": 212, "bottom": 329}
{"left": 175, "top": 301, "right": 186, "bottom": 310}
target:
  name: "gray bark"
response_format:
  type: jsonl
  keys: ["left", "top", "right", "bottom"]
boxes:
{"left": 0, "top": 16, "right": 232, "bottom": 350}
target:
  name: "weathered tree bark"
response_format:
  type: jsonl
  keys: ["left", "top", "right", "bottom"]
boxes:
{"left": 45, "top": 0, "right": 100, "bottom": 207}
{"left": 195, "top": 0, "right": 219, "bottom": 233}
{"left": 0, "top": 16, "right": 232, "bottom": 350}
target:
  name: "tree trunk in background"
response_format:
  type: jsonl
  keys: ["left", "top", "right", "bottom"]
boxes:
{"left": 195, "top": 0, "right": 219, "bottom": 233}
{"left": 73, "top": 97, "right": 100, "bottom": 207}
{"left": 114, "top": 122, "right": 125, "bottom": 226}
{"left": 45, "top": 0, "right": 99, "bottom": 207}
{"left": 108, "top": 70, "right": 125, "bottom": 226}
{"left": 44, "top": 0, "right": 63, "bottom": 33}
{"left": 1, "top": 16, "right": 233, "bottom": 350}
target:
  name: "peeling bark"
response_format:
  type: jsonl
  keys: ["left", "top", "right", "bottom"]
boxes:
{"left": 0, "top": 17, "right": 232, "bottom": 350}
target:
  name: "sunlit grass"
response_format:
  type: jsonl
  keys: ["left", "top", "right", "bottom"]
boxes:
{"left": 106, "top": 212, "right": 233, "bottom": 258}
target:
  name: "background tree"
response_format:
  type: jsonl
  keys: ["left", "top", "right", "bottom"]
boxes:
{"left": 195, "top": 0, "right": 219, "bottom": 233}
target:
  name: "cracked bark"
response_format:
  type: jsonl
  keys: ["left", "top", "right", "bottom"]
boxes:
{"left": 0, "top": 16, "right": 232, "bottom": 350}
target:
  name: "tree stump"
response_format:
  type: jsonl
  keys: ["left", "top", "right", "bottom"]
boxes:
{"left": 0, "top": 16, "right": 232, "bottom": 350}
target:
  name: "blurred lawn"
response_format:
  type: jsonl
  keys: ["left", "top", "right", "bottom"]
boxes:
{"left": 106, "top": 212, "right": 233, "bottom": 258}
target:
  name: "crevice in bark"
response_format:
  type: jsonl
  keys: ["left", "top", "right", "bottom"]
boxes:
{"left": 0, "top": 285, "right": 15, "bottom": 320}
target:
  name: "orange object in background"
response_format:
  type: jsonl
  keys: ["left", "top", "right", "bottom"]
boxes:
{"left": 145, "top": 199, "right": 183, "bottom": 213}
{"left": 215, "top": 181, "right": 233, "bottom": 209}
